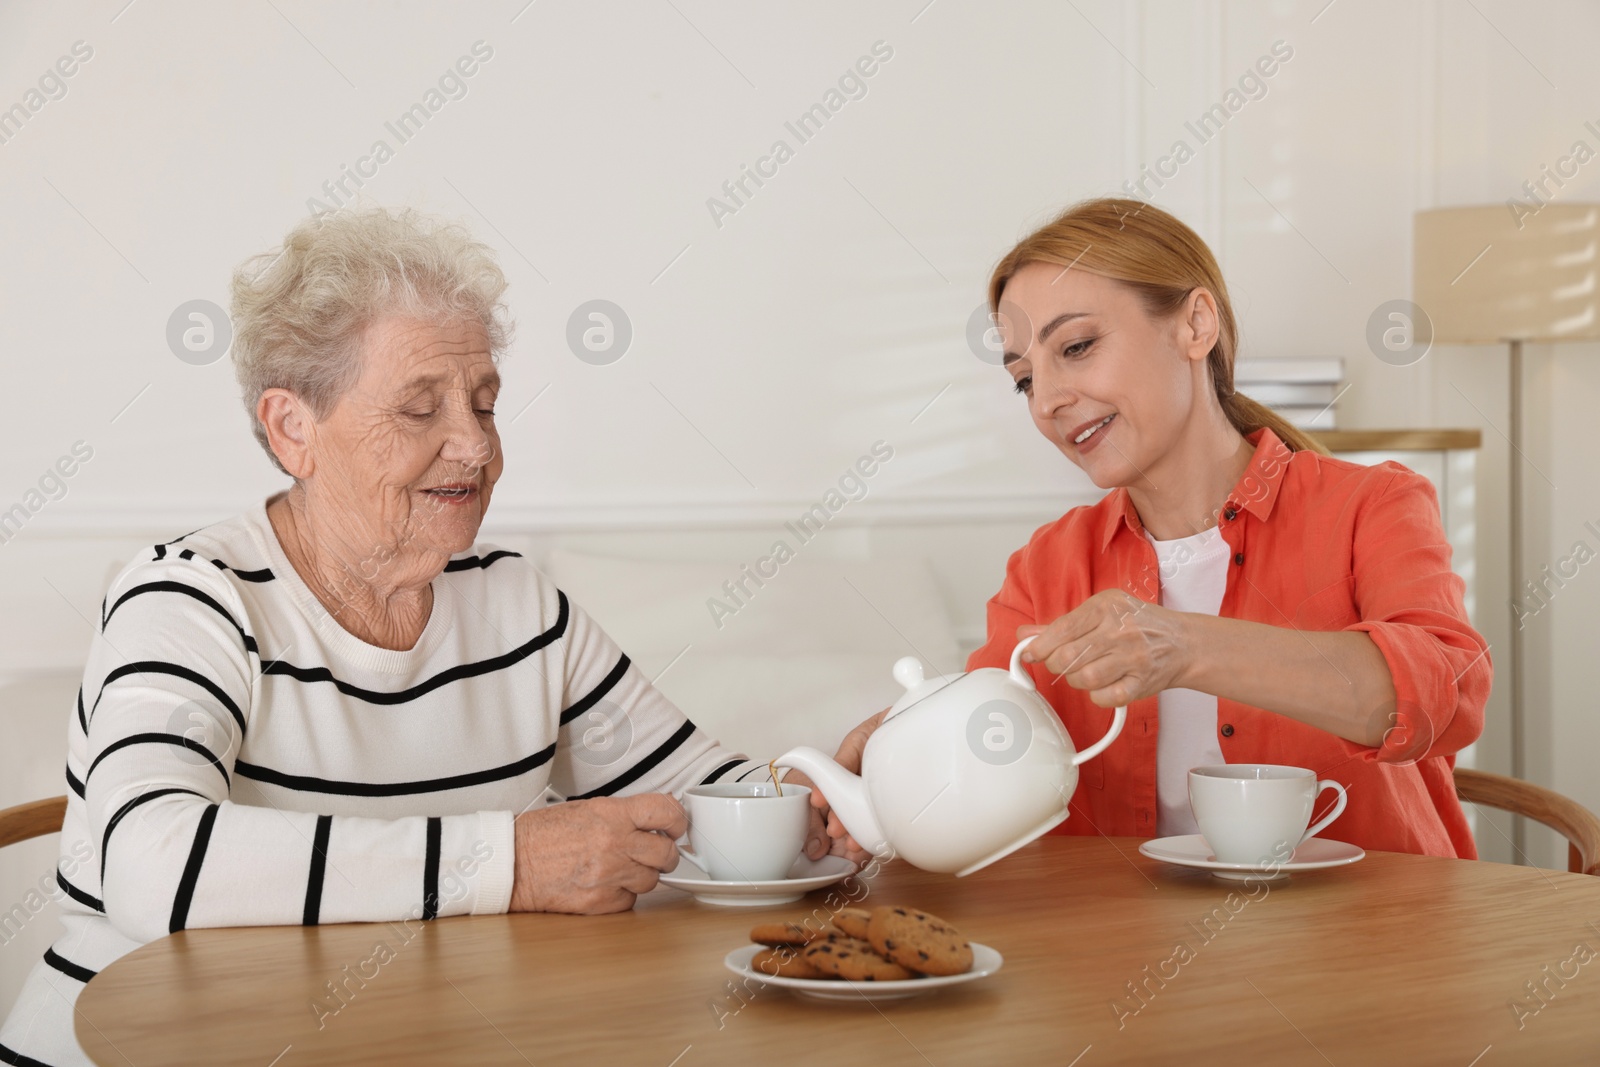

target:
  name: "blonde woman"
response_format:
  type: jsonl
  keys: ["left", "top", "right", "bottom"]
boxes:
{"left": 819, "top": 198, "right": 1489, "bottom": 860}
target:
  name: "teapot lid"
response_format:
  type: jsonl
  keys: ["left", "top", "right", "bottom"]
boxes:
{"left": 884, "top": 657, "right": 969, "bottom": 721}
{"left": 885, "top": 638, "right": 1043, "bottom": 721}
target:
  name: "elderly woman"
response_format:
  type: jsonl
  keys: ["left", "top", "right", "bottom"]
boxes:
{"left": 0, "top": 208, "right": 831, "bottom": 1066}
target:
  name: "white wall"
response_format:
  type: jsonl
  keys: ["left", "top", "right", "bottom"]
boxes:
{"left": 3, "top": 0, "right": 1597, "bottom": 994}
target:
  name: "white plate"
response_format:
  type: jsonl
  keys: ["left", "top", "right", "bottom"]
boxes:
{"left": 1139, "top": 834, "right": 1366, "bottom": 881}
{"left": 659, "top": 854, "right": 857, "bottom": 906}
{"left": 723, "top": 942, "right": 1003, "bottom": 1002}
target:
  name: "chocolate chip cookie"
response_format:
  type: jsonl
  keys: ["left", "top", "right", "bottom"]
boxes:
{"left": 752, "top": 945, "right": 829, "bottom": 979}
{"left": 866, "top": 905, "right": 974, "bottom": 976}
{"left": 802, "top": 937, "right": 915, "bottom": 981}
{"left": 830, "top": 906, "right": 873, "bottom": 939}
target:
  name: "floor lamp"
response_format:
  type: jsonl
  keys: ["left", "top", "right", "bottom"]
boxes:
{"left": 1413, "top": 204, "right": 1600, "bottom": 859}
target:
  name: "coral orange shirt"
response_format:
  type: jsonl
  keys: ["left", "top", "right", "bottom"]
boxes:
{"left": 966, "top": 428, "right": 1490, "bottom": 858}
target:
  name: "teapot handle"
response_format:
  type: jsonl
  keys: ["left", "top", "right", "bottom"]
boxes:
{"left": 1012, "top": 635, "right": 1127, "bottom": 766}
{"left": 1008, "top": 634, "right": 1040, "bottom": 689}
{"left": 1071, "top": 704, "right": 1127, "bottom": 767}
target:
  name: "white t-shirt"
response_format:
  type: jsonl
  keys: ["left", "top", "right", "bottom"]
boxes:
{"left": 1145, "top": 524, "right": 1231, "bottom": 837}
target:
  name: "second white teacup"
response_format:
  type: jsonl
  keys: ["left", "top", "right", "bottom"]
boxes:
{"left": 678, "top": 781, "right": 811, "bottom": 882}
{"left": 1189, "top": 764, "right": 1347, "bottom": 866}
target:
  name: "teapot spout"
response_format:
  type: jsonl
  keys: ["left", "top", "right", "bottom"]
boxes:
{"left": 774, "top": 747, "right": 888, "bottom": 857}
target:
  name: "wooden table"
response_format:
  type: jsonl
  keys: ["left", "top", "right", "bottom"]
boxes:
{"left": 76, "top": 837, "right": 1600, "bottom": 1065}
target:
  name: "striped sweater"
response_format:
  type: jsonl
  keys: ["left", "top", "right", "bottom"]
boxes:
{"left": 0, "top": 499, "right": 766, "bottom": 1066}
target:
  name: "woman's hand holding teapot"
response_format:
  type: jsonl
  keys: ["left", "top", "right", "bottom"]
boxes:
{"left": 1017, "top": 589, "right": 1189, "bottom": 708}
{"left": 803, "top": 709, "right": 887, "bottom": 864}
{"left": 777, "top": 766, "right": 863, "bottom": 861}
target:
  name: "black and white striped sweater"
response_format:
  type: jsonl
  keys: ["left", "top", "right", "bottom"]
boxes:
{"left": 0, "top": 499, "right": 764, "bottom": 1066}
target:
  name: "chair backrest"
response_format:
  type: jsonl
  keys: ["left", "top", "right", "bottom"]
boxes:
{"left": 1454, "top": 768, "right": 1600, "bottom": 877}
{"left": 0, "top": 796, "right": 66, "bottom": 851}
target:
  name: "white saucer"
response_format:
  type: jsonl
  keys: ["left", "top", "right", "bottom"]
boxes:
{"left": 659, "top": 854, "right": 857, "bottom": 906}
{"left": 724, "top": 942, "right": 1003, "bottom": 1002}
{"left": 1139, "top": 834, "right": 1366, "bottom": 881}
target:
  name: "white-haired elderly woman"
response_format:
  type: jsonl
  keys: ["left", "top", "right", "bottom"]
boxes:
{"left": 0, "top": 208, "right": 837, "bottom": 1066}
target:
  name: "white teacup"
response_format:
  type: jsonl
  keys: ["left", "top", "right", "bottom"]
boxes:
{"left": 1189, "top": 764, "right": 1347, "bottom": 866}
{"left": 677, "top": 782, "right": 811, "bottom": 882}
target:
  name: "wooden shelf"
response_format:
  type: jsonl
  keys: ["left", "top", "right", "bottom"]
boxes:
{"left": 1310, "top": 429, "right": 1482, "bottom": 452}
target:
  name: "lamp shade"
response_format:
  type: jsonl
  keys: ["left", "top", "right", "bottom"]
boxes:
{"left": 1413, "top": 204, "right": 1600, "bottom": 343}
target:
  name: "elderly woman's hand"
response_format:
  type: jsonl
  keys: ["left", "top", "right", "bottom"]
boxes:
{"left": 508, "top": 794, "right": 688, "bottom": 914}
{"left": 1017, "top": 589, "right": 1190, "bottom": 707}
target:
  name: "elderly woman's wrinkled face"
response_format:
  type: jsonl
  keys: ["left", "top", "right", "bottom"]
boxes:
{"left": 310, "top": 315, "right": 503, "bottom": 561}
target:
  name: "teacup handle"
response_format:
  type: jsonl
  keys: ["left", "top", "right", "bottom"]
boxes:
{"left": 676, "top": 843, "right": 706, "bottom": 870}
{"left": 1300, "top": 780, "right": 1348, "bottom": 844}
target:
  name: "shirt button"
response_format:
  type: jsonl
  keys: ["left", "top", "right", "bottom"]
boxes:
{"left": 1234, "top": 553, "right": 1245, "bottom": 566}
{"left": 1224, "top": 506, "right": 1238, "bottom": 521}
{"left": 1221, "top": 723, "right": 1235, "bottom": 737}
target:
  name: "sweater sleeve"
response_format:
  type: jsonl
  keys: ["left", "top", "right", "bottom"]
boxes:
{"left": 545, "top": 594, "right": 767, "bottom": 801}
{"left": 1337, "top": 465, "right": 1491, "bottom": 765}
{"left": 84, "top": 557, "right": 514, "bottom": 945}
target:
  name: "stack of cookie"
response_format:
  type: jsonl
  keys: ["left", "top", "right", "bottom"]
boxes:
{"left": 750, "top": 905, "right": 974, "bottom": 982}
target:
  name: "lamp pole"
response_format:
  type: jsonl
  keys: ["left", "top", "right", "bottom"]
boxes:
{"left": 1508, "top": 338, "right": 1526, "bottom": 859}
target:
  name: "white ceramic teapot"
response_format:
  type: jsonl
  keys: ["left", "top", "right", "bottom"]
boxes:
{"left": 776, "top": 635, "right": 1126, "bottom": 875}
